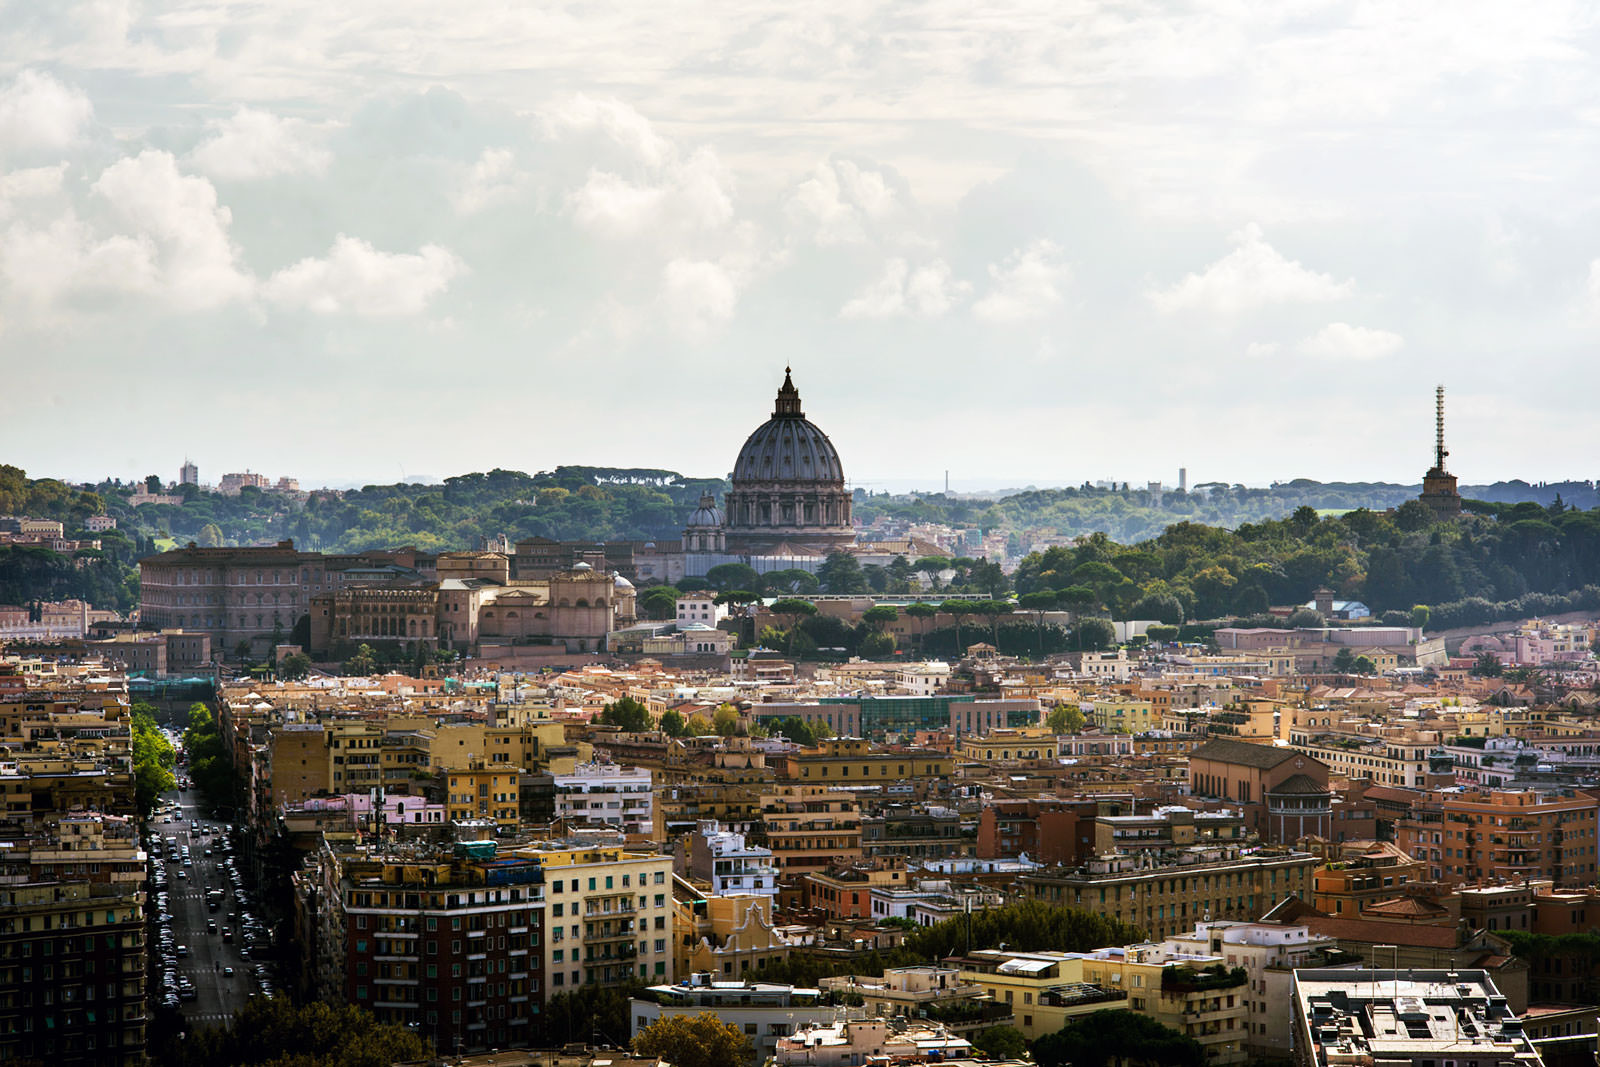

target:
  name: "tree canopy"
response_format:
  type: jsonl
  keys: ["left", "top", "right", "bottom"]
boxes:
{"left": 1032, "top": 1010, "right": 1204, "bottom": 1067}
{"left": 632, "top": 1012, "right": 751, "bottom": 1067}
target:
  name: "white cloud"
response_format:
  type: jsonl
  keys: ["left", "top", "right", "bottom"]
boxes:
{"left": 788, "top": 159, "right": 903, "bottom": 245}
{"left": 568, "top": 146, "right": 733, "bottom": 239}
{"left": 659, "top": 258, "right": 739, "bottom": 341}
{"left": 0, "top": 212, "right": 156, "bottom": 307}
{"left": 1149, "top": 224, "right": 1353, "bottom": 315}
{"left": 1245, "top": 341, "right": 1280, "bottom": 359}
{"left": 0, "top": 164, "right": 68, "bottom": 220}
{"left": 453, "top": 148, "right": 520, "bottom": 215}
{"left": 91, "top": 150, "right": 253, "bottom": 309}
{"left": 188, "top": 107, "right": 332, "bottom": 180}
{"left": 0, "top": 70, "right": 92, "bottom": 156}
{"left": 539, "top": 95, "right": 670, "bottom": 169}
{"left": 972, "top": 240, "right": 1066, "bottom": 323}
{"left": 841, "top": 258, "right": 969, "bottom": 319}
{"left": 1585, "top": 259, "right": 1600, "bottom": 314}
{"left": 1296, "top": 322, "right": 1403, "bottom": 361}
{"left": 263, "top": 234, "right": 463, "bottom": 316}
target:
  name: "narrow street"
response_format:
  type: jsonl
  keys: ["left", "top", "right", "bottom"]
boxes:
{"left": 150, "top": 733, "right": 276, "bottom": 1031}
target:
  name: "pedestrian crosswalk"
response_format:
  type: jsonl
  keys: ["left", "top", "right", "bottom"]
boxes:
{"left": 185, "top": 1012, "right": 233, "bottom": 1024}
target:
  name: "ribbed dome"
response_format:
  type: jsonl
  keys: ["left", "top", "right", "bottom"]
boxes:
{"left": 686, "top": 493, "right": 726, "bottom": 528}
{"left": 732, "top": 370, "right": 845, "bottom": 485}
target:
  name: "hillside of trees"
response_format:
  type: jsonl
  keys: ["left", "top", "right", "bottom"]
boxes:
{"left": 7, "top": 461, "right": 1600, "bottom": 630}
{"left": 1009, "top": 500, "right": 1600, "bottom": 628}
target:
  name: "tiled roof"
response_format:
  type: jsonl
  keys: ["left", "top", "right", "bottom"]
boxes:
{"left": 1191, "top": 737, "right": 1299, "bottom": 769}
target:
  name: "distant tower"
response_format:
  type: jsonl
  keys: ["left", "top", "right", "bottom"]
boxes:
{"left": 1418, "top": 385, "right": 1462, "bottom": 518}
{"left": 179, "top": 458, "right": 198, "bottom": 487}
{"left": 1178, "top": 467, "right": 1187, "bottom": 493}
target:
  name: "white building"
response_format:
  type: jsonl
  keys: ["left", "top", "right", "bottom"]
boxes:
{"left": 84, "top": 514, "right": 117, "bottom": 532}
{"left": 893, "top": 661, "right": 950, "bottom": 697}
{"left": 676, "top": 591, "right": 728, "bottom": 628}
{"left": 632, "top": 978, "right": 832, "bottom": 1061}
{"left": 553, "top": 763, "right": 654, "bottom": 835}
{"left": 774, "top": 1018, "right": 972, "bottom": 1067}
{"left": 682, "top": 820, "right": 778, "bottom": 898}
{"left": 1293, "top": 968, "right": 1543, "bottom": 1067}
{"left": 1162, "top": 919, "right": 1337, "bottom": 1060}
{"left": 644, "top": 624, "right": 734, "bottom": 657}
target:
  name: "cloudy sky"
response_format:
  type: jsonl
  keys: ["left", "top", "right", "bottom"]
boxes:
{"left": 3, "top": 2, "right": 1599, "bottom": 493}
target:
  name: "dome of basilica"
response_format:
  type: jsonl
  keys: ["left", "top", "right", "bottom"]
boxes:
{"left": 719, "top": 369, "right": 854, "bottom": 554}
{"left": 732, "top": 373, "right": 845, "bottom": 485}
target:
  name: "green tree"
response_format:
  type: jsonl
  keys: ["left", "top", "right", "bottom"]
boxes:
{"left": 130, "top": 706, "right": 176, "bottom": 820}
{"left": 659, "top": 709, "right": 689, "bottom": 737}
{"left": 345, "top": 643, "right": 377, "bottom": 676}
{"left": 858, "top": 630, "right": 896, "bottom": 658}
{"left": 770, "top": 598, "right": 818, "bottom": 656}
{"left": 706, "top": 562, "right": 760, "bottom": 592}
{"left": 1074, "top": 617, "right": 1115, "bottom": 651}
{"left": 1471, "top": 652, "right": 1504, "bottom": 677}
{"left": 904, "top": 601, "right": 939, "bottom": 649}
{"left": 970, "top": 1025, "right": 1029, "bottom": 1060}
{"left": 600, "top": 696, "right": 652, "bottom": 732}
{"left": 1353, "top": 655, "right": 1378, "bottom": 674}
{"left": 1045, "top": 704, "right": 1085, "bottom": 734}
{"left": 940, "top": 599, "right": 980, "bottom": 652}
{"left": 1410, "top": 603, "right": 1432, "bottom": 631}
{"left": 1032, "top": 1010, "right": 1204, "bottom": 1067}
{"left": 862, "top": 604, "right": 899, "bottom": 630}
{"left": 1286, "top": 607, "right": 1324, "bottom": 629}
{"left": 158, "top": 995, "right": 430, "bottom": 1067}
{"left": 712, "top": 703, "right": 741, "bottom": 736}
{"left": 640, "top": 586, "right": 681, "bottom": 620}
{"left": 1331, "top": 647, "right": 1358, "bottom": 673}
{"left": 818, "top": 551, "right": 869, "bottom": 594}
{"left": 196, "top": 522, "right": 224, "bottom": 547}
{"left": 279, "top": 652, "right": 312, "bottom": 680}
{"left": 233, "top": 639, "right": 253, "bottom": 663}
{"left": 632, "top": 1011, "right": 751, "bottom": 1067}
{"left": 1146, "top": 623, "right": 1179, "bottom": 644}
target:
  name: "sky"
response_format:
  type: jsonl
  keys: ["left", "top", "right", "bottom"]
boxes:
{"left": 2, "top": 2, "right": 1599, "bottom": 494}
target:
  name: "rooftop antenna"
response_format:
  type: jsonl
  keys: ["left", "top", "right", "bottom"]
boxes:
{"left": 1434, "top": 385, "right": 1448, "bottom": 472}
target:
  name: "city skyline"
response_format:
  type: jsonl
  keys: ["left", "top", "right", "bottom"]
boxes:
{"left": 3, "top": 3, "right": 1600, "bottom": 486}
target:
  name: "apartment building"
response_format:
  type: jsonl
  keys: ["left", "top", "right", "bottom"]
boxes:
{"left": 0, "top": 815, "right": 148, "bottom": 1066}
{"left": 757, "top": 786, "right": 863, "bottom": 904}
{"left": 1163, "top": 920, "right": 1339, "bottom": 1060}
{"left": 679, "top": 820, "right": 778, "bottom": 898}
{"left": 525, "top": 843, "right": 675, "bottom": 993}
{"left": 446, "top": 760, "right": 522, "bottom": 827}
{"left": 1018, "top": 845, "right": 1318, "bottom": 941}
{"left": 553, "top": 763, "right": 653, "bottom": 836}
{"left": 1395, "top": 787, "right": 1600, "bottom": 887}
{"left": 293, "top": 839, "right": 545, "bottom": 1055}
{"left": 773, "top": 737, "right": 954, "bottom": 786}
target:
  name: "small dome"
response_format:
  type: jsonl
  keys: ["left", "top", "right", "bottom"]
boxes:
{"left": 687, "top": 493, "right": 726, "bottom": 528}
{"left": 614, "top": 574, "right": 634, "bottom": 590}
{"left": 572, "top": 561, "right": 593, "bottom": 572}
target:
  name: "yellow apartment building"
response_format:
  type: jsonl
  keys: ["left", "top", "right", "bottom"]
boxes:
{"left": 445, "top": 760, "right": 521, "bottom": 826}
{"left": 758, "top": 786, "right": 863, "bottom": 904}
{"left": 519, "top": 844, "right": 675, "bottom": 993}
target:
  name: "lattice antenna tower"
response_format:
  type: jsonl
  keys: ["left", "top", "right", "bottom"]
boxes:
{"left": 1434, "top": 385, "right": 1448, "bottom": 472}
